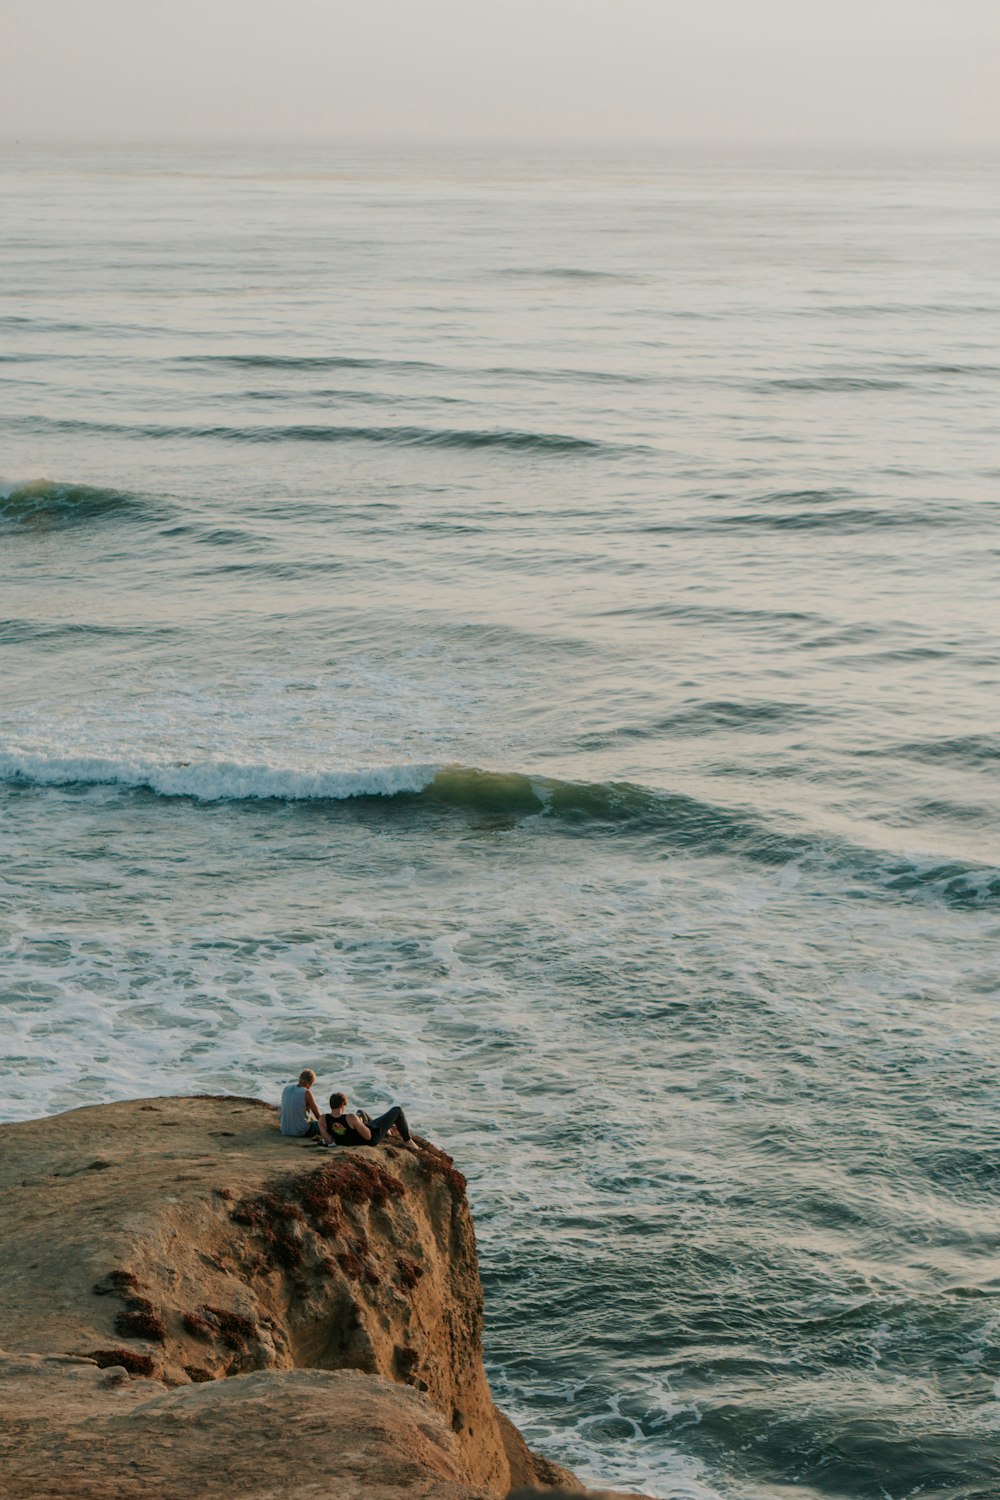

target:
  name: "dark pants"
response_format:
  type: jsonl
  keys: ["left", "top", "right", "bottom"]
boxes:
{"left": 365, "top": 1105, "right": 411, "bottom": 1144}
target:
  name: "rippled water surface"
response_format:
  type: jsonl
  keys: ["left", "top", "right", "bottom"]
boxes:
{"left": 2, "top": 143, "right": 999, "bottom": 1499}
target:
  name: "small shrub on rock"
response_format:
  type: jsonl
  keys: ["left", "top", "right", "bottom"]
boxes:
{"left": 87, "top": 1348, "right": 155, "bottom": 1377}
{"left": 229, "top": 1154, "right": 407, "bottom": 1288}
{"left": 200, "top": 1305, "right": 258, "bottom": 1351}
{"left": 413, "top": 1138, "right": 466, "bottom": 1195}
{"left": 297, "top": 1156, "right": 405, "bottom": 1214}
{"left": 394, "top": 1256, "right": 424, "bottom": 1290}
{"left": 114, "top": 1297, "right": 166, "bottom": 1342}
{"left": 231, "top": 1191, "right": 305, "bottom": 1269}
{"left": 92, "top": 1270, "right": 140, "bottom": 1297}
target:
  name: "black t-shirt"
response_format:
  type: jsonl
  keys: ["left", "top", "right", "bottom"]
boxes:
{"left": 324, "top": 1111, "right": 368, "bottom": 1146}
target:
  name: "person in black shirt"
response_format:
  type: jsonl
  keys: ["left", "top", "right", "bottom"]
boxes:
{"left": 323, "top": 1090, "right": 413, "bottom": 1148}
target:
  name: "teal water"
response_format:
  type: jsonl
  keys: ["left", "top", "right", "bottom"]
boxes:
{"left": 2, "top": 143, "right": 999, "bottom": 1499}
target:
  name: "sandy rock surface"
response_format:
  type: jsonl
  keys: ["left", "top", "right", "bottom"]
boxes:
{"left": 0, "top": 1352, "right": 487, "bottom": 1500}
{"left": 0, "top": 1096, "right": 652, "bottom": 1499}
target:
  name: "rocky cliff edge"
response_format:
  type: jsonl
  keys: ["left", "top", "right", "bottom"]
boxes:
{"left": 0, "top": 1095, "right": 652, "bottom": 1500}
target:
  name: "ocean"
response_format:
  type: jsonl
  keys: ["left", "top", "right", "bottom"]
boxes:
{"left": 2, "top": 141, "right": 998, "bottom": 1499}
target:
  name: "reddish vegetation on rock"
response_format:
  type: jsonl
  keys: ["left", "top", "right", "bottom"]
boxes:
{"left": 182, "top": 1310, "right": 214, "bottom": 1339}
{"left": 229, "top": 1152, "right": 406, "bottom": 1278}
{"left": 395, "top": 1256, "right": 424, "bottom": 1289}
{"left": 199, "top": 1306, "right": 258, "bottom": 1350}
{"left": 86, "top": 1347, "right": 156, "bottom": 1376}
{"left": 92, "top": 1270, "right": 140, "bottom": 1297}
{"left": 304, "top": 1153, "right": 406, "bottom": 1208}
{"left": 230, "top": 1189, "right": 306, "bottom": 1269}
{"left": 114, "top": 1297, "right": 166, "bottom": 1342}
{"left": 413, "top": 1135, "right": 468, "bottom": 1194}
{"left": 90, "top": 1269, "right": 167, "bottom": 1342}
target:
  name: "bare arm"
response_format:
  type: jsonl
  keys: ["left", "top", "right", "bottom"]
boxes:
{"left": 346, "top": 1112, "right": 371, "bottom": 1142}
{"left": 305, "top": 1090, "right": 333, "bottom": 1143}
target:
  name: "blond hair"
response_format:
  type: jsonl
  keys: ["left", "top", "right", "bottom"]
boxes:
{"left": 297, "top": 1069, "right": 316, "bottom": 1086}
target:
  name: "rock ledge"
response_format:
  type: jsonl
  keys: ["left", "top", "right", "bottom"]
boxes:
{"left": 0, "top": 1095, "right": 651, "bottom": 1500}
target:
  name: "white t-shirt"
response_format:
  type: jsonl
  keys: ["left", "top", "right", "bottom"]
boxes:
{"left": 279, "top": 1083, "right": 310, "bottom": 1136}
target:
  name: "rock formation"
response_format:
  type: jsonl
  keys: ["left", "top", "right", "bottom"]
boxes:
{"left": 0, "top": 1095, "right": 652, "bottom": 1499}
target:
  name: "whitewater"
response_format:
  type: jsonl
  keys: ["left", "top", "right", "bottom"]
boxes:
{"left": 2, "top": 142, "right": 999, "bottom": 1500}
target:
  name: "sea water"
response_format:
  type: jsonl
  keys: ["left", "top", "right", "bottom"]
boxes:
{"left": 1, "top": 142, "right": 998, "bottom": 1499}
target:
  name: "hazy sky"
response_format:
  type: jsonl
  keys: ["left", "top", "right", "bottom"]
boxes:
{"left": 2, "top": 0, "right": 999, "bottom": 147}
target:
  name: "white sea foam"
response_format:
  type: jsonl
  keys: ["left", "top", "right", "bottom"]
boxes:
{"left": 0, "top": 745, "right": 439, "bottom": 803}
{"left": 488, "top": 1372, "right": 718, "bottom": 1499}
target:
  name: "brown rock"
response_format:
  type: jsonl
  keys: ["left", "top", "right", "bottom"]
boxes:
{"left": 497, "top": 1409, "right": 581, "bottom": 1490}
{"left": 0, "top": 1096, "right": 657, "bottom": 1498}
{"left": 0, "top": 1352, "right": 488, "bottom": 1499}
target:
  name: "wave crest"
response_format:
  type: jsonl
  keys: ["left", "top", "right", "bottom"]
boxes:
{"left": 0, "top": 749, "right": 438, "bottom": 803}
{"left": 751, "top": 375, "right": 907, "bottom": 393}
{"left": 9, "top": 417, "right": 623, "bottom": 458}
{"left": 2, "top": 749, "right": 996, "bottom": 910}
{"left": 0, "top": 479, "right": 151, "bottom": 529}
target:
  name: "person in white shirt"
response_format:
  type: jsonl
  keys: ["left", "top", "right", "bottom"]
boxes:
{"left": 279, "top": 1069, "right": 332, "bottom": 1143}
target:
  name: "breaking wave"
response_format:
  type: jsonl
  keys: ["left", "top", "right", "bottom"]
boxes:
{"left": 2, "top": 749, "right": 996, "bottom": 909}
{"left": 0, "top": 749, "right": 438, "bottom": 804}
{"left": 0, "top": 478, "right": 155, "bottom": 529}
